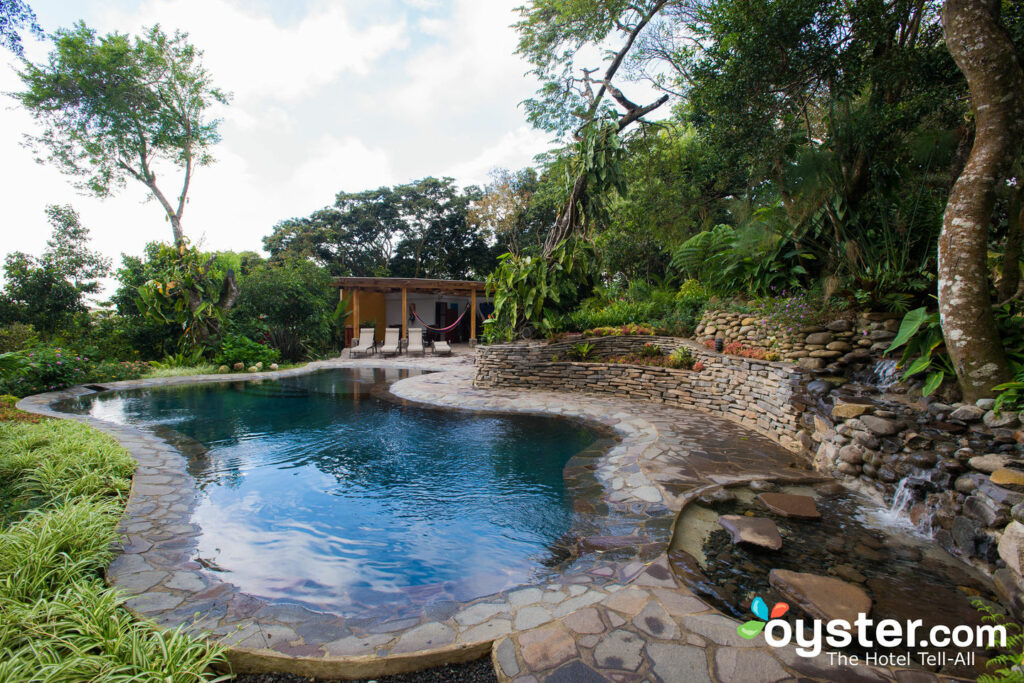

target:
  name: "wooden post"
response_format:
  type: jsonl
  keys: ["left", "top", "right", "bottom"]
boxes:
{"left": 352, "top": 289, "right": 360, "bottom": 339}
{"left": 401, "top": 287, "right": 408, "bottom": 341}
{"left": 470, "top": 289, "right": 477, "bottom": 343}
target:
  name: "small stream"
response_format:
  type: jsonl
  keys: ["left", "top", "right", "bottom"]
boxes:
{"left": 669, "top": 482, "right": 999, "bottom": 678}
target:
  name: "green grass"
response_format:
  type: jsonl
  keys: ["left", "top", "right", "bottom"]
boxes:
{"left": 142, "top": 362, "right": 307, "bottom": 379}
{"left": 0, "top": 419, "right": 230, "bottom": 682}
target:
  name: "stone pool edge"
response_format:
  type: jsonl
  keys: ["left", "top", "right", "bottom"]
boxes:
{"left": 14, "top": 360, "right": 924, "bottom": 682}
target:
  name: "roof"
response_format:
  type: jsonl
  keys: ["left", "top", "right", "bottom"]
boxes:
{"left": 330, "top": 276, "right": 486, "bottom": 295}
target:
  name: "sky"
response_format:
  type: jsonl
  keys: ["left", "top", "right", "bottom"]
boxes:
{"left": 0, "top": 0, "right": 563, "bottom": 296}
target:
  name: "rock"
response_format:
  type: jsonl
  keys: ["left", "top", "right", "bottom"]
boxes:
{"left": 838, "top": 445, "right": 863, "bottom": 464}
{"left": 826, "top": 340, "right": 852, "bottom": 352}
{"left": 809, "top": 350, "right": 842, "bottom": 359}
{"left": 806, "top": 380, "right": 832, "bottom": 395}
{"left": 860, "top": 415, "right": 902, "bottom": 436}
{"left": 985, "top": 410, "right": 1020, "bottom": 429}
{"left": 992, "top": 468, "right": 1024, "bottom": 490}
{"left": 999, "top": 522, "right": 1024, "bottom": 576}
{"left": 868, "top": 329, "right": 896, "bottom": 340}
{"left": 756, "top": 492, "right": 821, "bottom": 519}
{"left": 1013, "top": 502, "right": 1024, "bottom": 524}
{"left": 837, "top": 462, "right": 861, "bottom": 475}
{"left": 976, "top": 398, "right": 996, "bottom": 410}
{"left": 826, "top": 320, "right": 852, "bottom": 332}
{"left": 952, "top": 515, "right": 980, "bottom": 555}
{"left": 217, "top": 365, "right": 229, "bottom": 373}
{"left": 969, "top": 453, "right": 1015, "bottom": 473}
{"left": 950, "top": 405, "right": 985, "bottom": 422}
{"left": 805, "top": 332, "right": 834, "bottom": 345}
{"left": 832, "top": 564, "right": 866, "bottom": 583}
{"left": 255, "top": 361, "right": 264, "bottom": 370}
{"left": 269, "top": 363, "right": 279, "bottom": 371}
{"left": 232, "top": 362, "right": 244, "bottom": 371}
{"left": 717, "top": 515, "right": 782, "bottom": 550}
{"left": 247, "top": 365, "right": 258, "bottom": 373}
{"left": 769, "top": 570, "right": 871, "bottom": 625}
{"left": 955, "top": 475, "right": 979, "bottom": 494}
{"left": 797, "top": 357, "right": 826, "bottom": 371}
{"left": 741, "top": 317, "right": 757, "bottom": 326}
{"left": 832, "top": 401, "right": 874, "bottom": 419}
{"left": 963, "top": 495, "right": 1009, "bottom": 527}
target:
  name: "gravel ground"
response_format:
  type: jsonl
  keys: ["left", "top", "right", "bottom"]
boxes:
{"left": 232, "top": 656, "right": 498, "bottom": 683}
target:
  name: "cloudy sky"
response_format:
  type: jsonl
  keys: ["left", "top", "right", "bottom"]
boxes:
{"left": 0, "top": 0, "right": 559, "bottom": 295}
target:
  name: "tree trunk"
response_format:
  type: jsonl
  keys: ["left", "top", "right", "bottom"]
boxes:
{"left": 938, "top": 0, "right": 1024, "bottom": 401}
{"left": 998, "top": 182, "right": 1024, "bottom": 302}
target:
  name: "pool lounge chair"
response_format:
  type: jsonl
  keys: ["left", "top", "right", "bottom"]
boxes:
{"left": 349, "top": 328, "right": 377, "bottom": 357}
{"left": 432, "top": 337, "right": 452, "bottom": 356}
{"left": 407, "top": 328, "right": 425, "bottom": 356}
{"left": 380, "top": 328, "right": 402, "bottom": 356}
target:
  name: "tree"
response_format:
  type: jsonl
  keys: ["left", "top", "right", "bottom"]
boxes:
{"left": 0, "top": 0, "right": 42, "bottom": 55}
{"left": 938, "top": 0, "right": 1024, "bottom": 401}
{"left": 0, "top": 204, "right": 110, "bottom": 333}
{"left": 15, "top": 23, "right": 229, "bottom": 245}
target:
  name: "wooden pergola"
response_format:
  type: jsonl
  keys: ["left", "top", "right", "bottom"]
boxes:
{"left": 331, "top": 277, "right": 487, "bottom": 342}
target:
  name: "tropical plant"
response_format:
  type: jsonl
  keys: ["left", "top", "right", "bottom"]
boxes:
{"left": 566, "top": 342, "right": 595, "bottom": 361}
{"left": 214, "top": 334, "right": 279, "bottom": 368}
{"left": 973, "top": 599, "right": 1024, "bottom": 683}
{"left": 483, "top": 239, "right": 595, "bottom": 342}
{"left": 884, "top": 307, "right": 954, "bottom": 397}
{"left": 668, "top": 347, "right": 694, "bottom": 369}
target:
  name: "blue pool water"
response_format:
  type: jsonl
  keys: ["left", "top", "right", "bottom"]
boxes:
{"left": 68, "top": 368, "right": 602, "bottom": 612}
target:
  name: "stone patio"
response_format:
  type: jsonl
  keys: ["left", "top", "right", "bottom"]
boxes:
{"left": 16, "top": 355, "right": 971, "bottom": 682}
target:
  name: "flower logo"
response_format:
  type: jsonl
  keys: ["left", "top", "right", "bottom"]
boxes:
{"left": 737, "top": 596, "right": 789, "bottom": 639}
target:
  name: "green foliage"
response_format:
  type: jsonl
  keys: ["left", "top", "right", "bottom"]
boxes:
{"left": 0, "top": 419, "right": 228, "bottom": 680}
{"left": 566, "top": 342, "right": 595, "bottom": 361}
{"left": 0, "top": 348, "right": 147, "bottom": 398}
{"left": 561, "top": 279, "right": 707, "bottom": 336}
{"left": 636, "top": 342, "right": 662, "bottom": 359}
{"left": 0, "top": 0, "right": 43, "bottom": 56}
{"left": 483, "top": 239, "right": 596, "bottom": 342}
{"left": 231, "top": 259, "right": 334, "bottom": 361}
{"left": 584, "top": 324, "right": 655, "bottom": 337}
{"left": 884, "top": 307, "right": 952, "bottom": 397}
{"left": 749, "top": 291, "right": 835, "bottom": 343}
{"left": 0, "top": 324, "right": 39, "bottom": 354}
{"left": 136, "top": 242, "right": 237, "bottom": 351}
{"left": 213, "top": 334, "right": 279, "bottom": 368}
{"left": 973, "top": 599, "right": 1023, "bottom": 683}
{"left": 668, "top": 346, "right": 695, "bottom": 369}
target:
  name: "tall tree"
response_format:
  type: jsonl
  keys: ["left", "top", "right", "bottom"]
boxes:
{"left": 938, "top": 0, "right": 1024, "bottom": 400}
{"left": 14, "top": 23, "right": 229, "bottom": 245}
{"left": 0, "top": 0, "right": 42, "bottom": 54}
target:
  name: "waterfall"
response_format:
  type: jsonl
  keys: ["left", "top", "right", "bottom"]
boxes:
{"left": 871, "top": 359, "right": 901, "bottom": 391}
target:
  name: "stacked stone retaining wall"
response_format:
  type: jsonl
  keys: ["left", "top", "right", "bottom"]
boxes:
{"left": 475, "top": 337, "right": 809, "bottom": 452}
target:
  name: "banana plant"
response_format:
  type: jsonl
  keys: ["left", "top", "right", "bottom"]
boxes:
{"left": 884, "top": 307, "right": 953, "bottom": 396}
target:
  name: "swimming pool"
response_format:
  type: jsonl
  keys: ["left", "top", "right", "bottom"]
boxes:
{"left": 61, "top": 368, "right": 604, "bottom": 614}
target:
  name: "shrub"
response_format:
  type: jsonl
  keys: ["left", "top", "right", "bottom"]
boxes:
{"left": 637, "top": 343, "right": 662, "bottom": 358}
{"left": 214, "top": 334, "right": 280, "bottom": 368}
{"left": 668, "top": 347, "right": 695, "bottom": 369}
{"left": 566, "top": 342, "right": 595, "bottom": 361}
{"left": 0, "top": 348, "right": 148, "bottom": 398}
{"left": 584, "top": 324, "right": 655, "bottom": 337}
{"left": 0, "top": 323, "right": 39, "bottom": 353}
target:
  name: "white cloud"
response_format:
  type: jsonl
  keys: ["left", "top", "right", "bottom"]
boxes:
{"left": 445, "top": 125, "right": 551, "bottom": 187}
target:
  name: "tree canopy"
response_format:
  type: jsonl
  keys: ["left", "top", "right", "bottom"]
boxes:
{"left": 14, "top": 22, "right": 229, "bottom": 245}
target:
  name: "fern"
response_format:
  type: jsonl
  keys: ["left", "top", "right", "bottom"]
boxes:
{"left": 974, "top": 599, "right": 1024, "bottom": 683}
{"left": 670, "top": 225, "right": 736, "bottom": 282}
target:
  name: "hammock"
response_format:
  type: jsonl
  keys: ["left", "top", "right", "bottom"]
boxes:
{"left": 409, "top": 305, "right": 470, "bottom": 333}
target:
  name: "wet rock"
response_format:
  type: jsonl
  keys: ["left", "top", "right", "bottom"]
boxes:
{"left": 1000, "top": 522, "right": 1024, "bottom": 576}
{"left": 748, "top": 479, "right": 776, "bottom": 492}
{"left": 963, "top": 495, "right": 1009, "bottom": 528}
{"left": 757, "top": 492, "right": 821, "bottom": 519}
{"left": 992, "top": 468, "right": 1024, "bottom": 491}
{"left": 951, "top": 516, "right": 981, "bottom": 555}
{"left": 860, "top": 415, "right": 902, "bottom": 436}
{"left": 806, "top": 380, "right": 832, "bottom": 396}
{"left": 950, "top": 405, "right": 985, "bottom": 422}
{"left": 717, "top": 515, "right": 782, "bottom": 550}
{"left": 832, "top": 564, "right": 867, "bottom": 583}
{"left": 955, "top": 475, "right": 979, "bottom": 494}
{"left": 1013, "top": 502, "right": 1024, "bottom": 524}
{"left": 976, "top": 398, "right": 996, "bottom": 410}
{"left": 967, "top": 453, "right": 1012, "bottom": 474}
{"left": 985, "top": 410, "right": 1020, "bottom": 429}
{"left": 769, "top": 569, "right": 872, "bottom": 624}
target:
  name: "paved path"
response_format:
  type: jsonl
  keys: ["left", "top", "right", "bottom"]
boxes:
{"left": 17, "top": 357, "right": 967, "bottom": 682}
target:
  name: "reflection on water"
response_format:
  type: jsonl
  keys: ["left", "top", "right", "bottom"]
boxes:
{"left": 62, "top": 368, "right": 600, "bottom": 613}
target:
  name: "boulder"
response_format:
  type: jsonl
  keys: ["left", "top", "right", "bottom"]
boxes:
{"left": 717, "top": 515, "right": 782, "bottom": 550}
{"left": 769, "top": 570, "right": 871, "bottom": 625}
{"left": 269, "top": 363, "right": 279, "bottom": 371}
{"left": 858, "top": 415, "right": 901, "bottom": 436}
{"left": 757, "top": 492, "right": 821, "bottom": 519}
{"left": 991, "top": 468, "right": 1024, "bottom": 490}
{"left": 217, "top": 365, "right": 230, "bottom": 374}
{"left": 826, "top": 341, "right": 852, "bottom": 352}
{"left": 838, "top": 445, "right": 863, "bottom": 464}
{"left": 232, "top": 362, "right": 244, "bottom": 371}
{"left": 247, "top": 365, "right": 258, "bottom": 372}
{"left": 797, "top": 357, "right": 826, "bottom": 370}
{"left": 805, "top": 332, "right": 833, "bottom": 345}
{"left": 999, "top": 521, "right": 1024, "bottom": 576}
{"left": 984, "top": 410, "right": 1020, "bottom": 429}
{"left": 976, "top": 398, "right": 996, "bottom": 410}
{"left": 963, "top": 495, "right": 1009, "bottom": 527}
{"left": 826, "top": 320, "right": 852, "bottom": 332}
{"left": 832, "top": 401, "right": 874, "bottom": 420}
{"left": 950, "top": 405, "right": 985, "bottom": 422}
{"left": 968, "top": 453, "right": 1015, "bottom": 474}
{"left": 952, "top": 515, "right": 981, "bottom": 554}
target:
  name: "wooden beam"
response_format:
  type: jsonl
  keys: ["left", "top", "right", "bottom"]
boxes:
{"left": 352, "top": 289, "right": 360, "bottom": 341}
{"left": 401, "top": 287, "right": 407, "bottom": 340}
{"left": 470, "top": 289, "right": 476, "bottom": 342}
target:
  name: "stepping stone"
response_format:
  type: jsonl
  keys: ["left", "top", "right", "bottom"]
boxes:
{"left": 769, "top": 569, "right": 871, "bottom": 625}
{"left": 991, "top": 468, "right": 1024, "bottom": 490}
{"left": 757, "top": 492, "right": 821, "bottom": 519}
{"left": 718, "top": 515, "right": 782, "bottom": 550}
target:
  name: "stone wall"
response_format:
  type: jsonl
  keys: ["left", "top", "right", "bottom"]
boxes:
{"left": 695, "top": 309, "right": 902, "bottom": 371}
{"left": 475, "top": 337, "right": 809, "bottom": 451}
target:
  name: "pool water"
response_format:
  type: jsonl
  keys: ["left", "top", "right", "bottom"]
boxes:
{"left": 66, "top": 368, "right": 603, "bottom": 613}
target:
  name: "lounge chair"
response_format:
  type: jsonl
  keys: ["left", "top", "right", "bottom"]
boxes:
{"left": 432, "top": 336, "right": 452, "bottom": 356}
{"left": 407, "top": 328, "right": 426, "bottom": 356}
{"left": 380, "top": 328, "right": 402, "bottom": 356}
{"left": 349, "top": 327, "right": 377, "bottom": 358}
